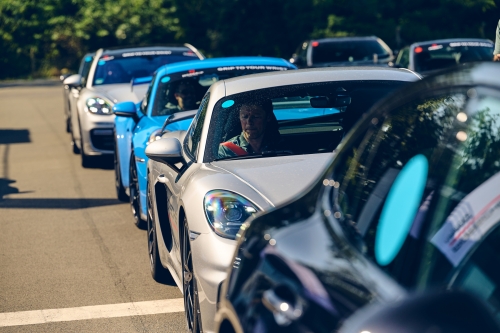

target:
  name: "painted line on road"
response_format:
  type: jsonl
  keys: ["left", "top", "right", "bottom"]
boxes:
{"left": 0, "top": 298, "right": 184, "bottom": 327}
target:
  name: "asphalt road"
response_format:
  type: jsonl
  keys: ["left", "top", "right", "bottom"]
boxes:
{"left": 0, "top": 86, "right": 186, "bottom": 332}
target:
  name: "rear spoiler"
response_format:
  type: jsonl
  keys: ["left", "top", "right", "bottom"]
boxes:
{"left": 130, "top": 76, "right": 153, "bottom": 91}
{"left": 161, "top": 109, "right": 198, "bottom": 132}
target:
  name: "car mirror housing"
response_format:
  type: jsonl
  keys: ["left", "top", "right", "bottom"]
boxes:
{"left": 63, "top": 74, "right": 82, "bottom": 88}
{"left": 339, "top": 290, "right": 500, "bottom": 333}
{"left": 113, "top": 101, "right": 137, "bottom": 117}
{"left": 145, "top": 137, "right": 184, "bottom": 169}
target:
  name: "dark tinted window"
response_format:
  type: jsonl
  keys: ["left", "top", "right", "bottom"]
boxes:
{"left": 185, "top": 93, "right": 210, "bottom": 160}
{"left": 140, "top": 74, "right": 156, "bottom": 115}
{"left": 312, "top": 40, "right": 391, "bottom": 64}
{"left": 80, "top": 55, "right": 94, "bottom": 86}
{"left": 396, "top": 47, "right": 409, "bottom": 68}
{"left": 92, "top": 51, "right": 198, "bottom": 85}
{"left": 152, "top": 66, "right": 291, "bottom": 116}
{"left": 331, "top": 87, "right": 500, "bottom": 313}
{"left": 414, "top": 41, "right": 494, "bottom": 73}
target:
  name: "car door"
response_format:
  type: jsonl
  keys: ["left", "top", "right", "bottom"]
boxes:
{"left": 157, "top": 93, "right": 211, "bottom": 264}
{"left": 115, "top": 80, "right": 153, "bottom": 189}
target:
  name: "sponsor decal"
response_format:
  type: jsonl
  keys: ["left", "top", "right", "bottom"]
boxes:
{"left": 431, "top": 171, "right": 500, "bottom": 266}
{"left": 122, "top": 50, "right": 173, "bottom": 57}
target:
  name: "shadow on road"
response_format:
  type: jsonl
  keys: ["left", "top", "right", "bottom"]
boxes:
{"left": 83, "top": 155, "right": 114, "bottom": 170}
{"left": 0, "top": 129, "right": 31, "bottom": 144}
{"left": 0, "top": 177, "right": 123, "bottom": 209}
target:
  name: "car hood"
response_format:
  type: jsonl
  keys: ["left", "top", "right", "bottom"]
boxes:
{"left": 211, "top": 153, "right": 332, "bottom": 207}
{"left": 91, "top": 83, "right": 149, "bottom": 103}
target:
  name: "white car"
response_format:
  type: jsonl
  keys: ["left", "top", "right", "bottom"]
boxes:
{"left": 145, "top": 67, "right": 420, "bottom": 332}
{"left": 64, "top": 44, "right": 203, "bottom": 167}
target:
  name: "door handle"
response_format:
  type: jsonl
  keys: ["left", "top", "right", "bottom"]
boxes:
{"left": 262, "top": 288, "right": 303, "bottom": 326}
{"left": 157, "top": 174, "right": 168, "bottom": 184}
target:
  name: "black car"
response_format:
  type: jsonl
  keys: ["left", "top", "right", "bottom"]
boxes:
{"left": 290, "top": 36, "right": 394, "bottom": 68}
{"left": 215, "top": 62, "right": 500, "bottom": 333}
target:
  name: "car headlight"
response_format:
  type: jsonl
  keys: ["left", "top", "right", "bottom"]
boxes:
{"left": 147, "top": 129, "right": 162, "bottom": 145}
{"left": 86, "top": 97, "right": 112, "bottom": 115}
{"left": 204, "top": 190, "right": 259, "bottom": 239}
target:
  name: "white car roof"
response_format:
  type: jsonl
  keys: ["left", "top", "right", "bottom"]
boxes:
{"left": 221, "top": 67, "right": 421, "bottom": 96}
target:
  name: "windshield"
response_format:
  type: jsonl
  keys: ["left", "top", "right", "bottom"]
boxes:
{"left": 333, "top": 87, "right": 500, "bottom": 313}
{"left": 312, "top": 40, "right": 391, "bottom": 64}
{"left": 151, "top": 65, "right": 291, "bottom": 116}
{"left": 92, "top": 50, "right": 198, "bottom": 85}
{"left": 414, "top": 41, "right": 494, "bottom": 73}
{"left": 205, "top": 80, "right": 408, "bottom": 163}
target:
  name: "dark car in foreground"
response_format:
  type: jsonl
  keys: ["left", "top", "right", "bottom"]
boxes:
{"left": 290, "top": 36, "right": 394, "bottom": 68}
{"left": 214, "top": 62, "right": 500, "bottom": 333}
{"left": 395, "top": 38, "right": 494, "bottom": 75}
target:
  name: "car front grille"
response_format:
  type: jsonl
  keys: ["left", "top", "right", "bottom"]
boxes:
{"left": 90, "top": 129, "right": 114, "bottom": 151}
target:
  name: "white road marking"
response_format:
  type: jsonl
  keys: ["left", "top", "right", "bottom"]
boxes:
{"left": 0, "top": 298, "right": 184, "bottom": 327}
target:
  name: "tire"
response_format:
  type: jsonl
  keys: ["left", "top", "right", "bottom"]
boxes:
{"left": 70, "top": 122, "right": 80, "bottom": 154}
{"left": 182, "top": 217, "right": 202, "bottom": 333}
{"left": 65, "top": 117, "right": 71, "bottom": 133}
{"left": 147, "top": 182, "right": 173, "bottom": 284}
{"left": 80, "top": 135, "right": 93, "bottom": 168}
{"left": 114, "top": 145, "right": 129, "bottom": 202}
{"left": 130, "top": 154, "right": 146, "bottom": 229}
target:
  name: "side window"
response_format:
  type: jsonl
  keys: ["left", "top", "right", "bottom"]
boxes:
{"left": 80, "top": 57, "right": 93, "bottom": 87}
{"left": 396, "top": 47, "right": 409, "bottom": 68}
{"left": 185, "top": 93, "right": 210, "bottom": 160}
{"left": 331, "top": 90, "right": 467, "bottom": 284}
{"left": 140, "top": 76, "right": 156, "bottom": 115}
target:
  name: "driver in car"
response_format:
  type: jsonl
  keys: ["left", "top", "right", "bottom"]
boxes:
{"left": 218, "top": 100, "right": 276, "bottom": 158}
{"left": 164, "top": 80, "right": 199, "bottom": 112}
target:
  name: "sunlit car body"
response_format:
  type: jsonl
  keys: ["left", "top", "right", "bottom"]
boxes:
{"left": 62, "top": 52, "right": 94, "bottom": 133}
{"left": 395, "top": 38, "right": 494, "bottom": 76}
{"left": 145, "top": 67, "right": 419, "bottom": 332}
{"left": 214, "top": 63, "right": 500, "bottom": 333}
{"left": 290, "top": 36, "right": 394, "bottom": 68}
{"left": 68, "top": 44, "right": 203, "bottom": 167}
{"left": 114, "top": 57, "right": 297, "bottom": 226}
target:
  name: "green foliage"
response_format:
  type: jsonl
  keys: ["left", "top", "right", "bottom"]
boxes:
{"left": 0, "top": 0, "right": 498, "bottom": 79}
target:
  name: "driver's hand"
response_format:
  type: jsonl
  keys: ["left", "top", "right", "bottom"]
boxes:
{"left": 494, "top": 54, "right": 500, "bottom": 62}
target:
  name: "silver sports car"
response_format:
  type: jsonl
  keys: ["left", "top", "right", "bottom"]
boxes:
{"left": 145, "top": 67, "right": 420, "bottom": 332}
{"left": 66, "top": 44, "right": 203, "bottom": 167}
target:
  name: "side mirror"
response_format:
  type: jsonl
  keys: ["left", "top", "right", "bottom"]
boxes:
{"left": 60, "top": 74, "right": 72, "bottom": 82}
{"left": 63, "top": 74, "right": 82, "bottom": 88}
{"left": 113, "top": 101, "right": 137, "bottom": 117}
{"left": 340, "top": 290, "right": 500, "bottom": 333}
{"left": 145, "top": 138, "right": 184, "bottom": 170}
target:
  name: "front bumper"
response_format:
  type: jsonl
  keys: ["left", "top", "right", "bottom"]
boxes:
{"left": 191, "top": 231, "right": 237, "bottom": 333}
{"left": 80, "top": 112, "right": 115, "bottom": 155}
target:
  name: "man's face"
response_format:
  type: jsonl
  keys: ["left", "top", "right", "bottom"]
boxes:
{"left": 174, "top": 82, "right": 197, "bottom": 110}
{"left": 239, "top": 105, "right": 268, "bottom": 140}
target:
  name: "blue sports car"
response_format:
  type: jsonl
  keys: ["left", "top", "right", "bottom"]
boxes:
{"left": 113, "top": 57, "right": 296, "bottom": 227}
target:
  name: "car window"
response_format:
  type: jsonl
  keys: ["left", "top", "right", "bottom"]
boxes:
{"left": 184, "top": 93, "right": 210, "bottom": 160}
{"left": 140, "top": 74, "right": 156, "bottom": 115}
{"left": 80, "top": 55, "right": 94, "bottom": 86}
{"left": 396, "top": 47, "right": 409, "bottom": 68}
{"left": 204, "top": 80, "right": 409, "bottom": 163}
{"left": 92, "top": 51, "right": 198, "bottom": 86}
{"left": 413, "top": 41, "right": 494, "bottom": 73}
{"left": 330, "top": 87, "right": 500, "bottom": 313}
{"left": 312, "top": 40, "right": 391, "bottom": 65}
{"left": 151, "top": 65, "right": 292, "bottom": 117}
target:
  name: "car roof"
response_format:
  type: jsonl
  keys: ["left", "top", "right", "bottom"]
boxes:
{"left": 424, "top": 62, "right": 500, "bottom": 89}
{"left": 101, "top": 45, "right": 192, "bottom": 57}
{"left": 312, "top": 36, "right": 381, "bottom": 42}
{"left": 410, "top": 38, "right": 494, "bottom": 48}
{"left": 220, "top": 67, "right": 421, "bottom": 96}
{"left": 155, "top": 57, "right": 295, "bottom": 76}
